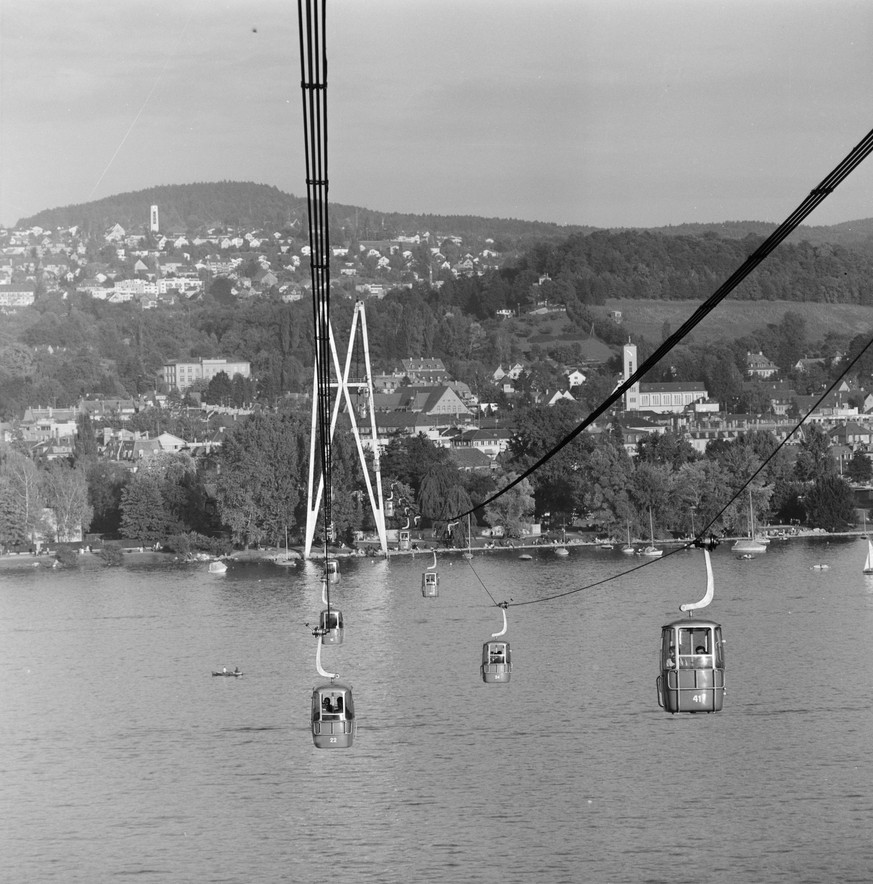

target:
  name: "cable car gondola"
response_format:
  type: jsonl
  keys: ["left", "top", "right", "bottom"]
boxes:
{"left": 325, "top": 558, "right": 340, "bottom": 583}
{"left": 311, "top": 682, "right": 356, "bottom": 749}
{"left": 481, "top": 602, "right": 512, "bottom": 683}
{"left": 657, "top": 544, "right": 725, "bottom": 713}
{"left": 319, "top": 608, "right": 344, "bottom": 644}
{"left": 422, "top": 550, "right": 439, "bottom": 598}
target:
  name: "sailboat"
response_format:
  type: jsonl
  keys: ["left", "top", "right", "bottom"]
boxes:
{"left": 274, "top": 526, "right": 297, "bottom": 567}
{"left": 637, "top": 508, "right": 662, "bottom": 557}
{"left": 463, "top": 513, "right": 473, "bottom": 559}
{"left": 732, "top": 489, "right": 767, "bottom": 555}
{"left": 863, "top": 514, "right": 873, "bottom": 574}
{"left": 621, "top": 518, "right": 635, "bottom": 555}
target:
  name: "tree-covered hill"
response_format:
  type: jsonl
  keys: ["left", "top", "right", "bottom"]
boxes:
{"left": 636, "top": 218, "right": 873, "bottom": 256}
{"left": 17, "top": 179, "right": 873, "bottom": 254}
{"left": 18, "top": 182, "right": 307, "bottom": 239}
{"left": 16, "top": 181, "right": 591, "bottom": 248}
{"left": 519, "top": 230, "right": 873, "bottom": 305}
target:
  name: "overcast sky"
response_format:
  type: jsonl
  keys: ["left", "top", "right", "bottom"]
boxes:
{"left": 1, "top": 0, "right": 872, "bottom": 230}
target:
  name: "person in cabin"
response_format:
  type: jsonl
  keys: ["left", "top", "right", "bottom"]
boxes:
{"left": 664, "top": 645, "right": 676, "bottom": 668}
{"left": 694, "top": 646, "right": 709, "bottom": 667}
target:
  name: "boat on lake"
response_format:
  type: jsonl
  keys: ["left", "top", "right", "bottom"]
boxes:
{"left": 621, "top": 520, "right": 635, "bottom": 555}
{"left": 208, "top": 560, "right": 228, "bottom": 574}
{"left": 732, "top": 490, "right": 767, "bottom": 556}
{"left": 637, "top": 509, "right": 662, "bottom": 557}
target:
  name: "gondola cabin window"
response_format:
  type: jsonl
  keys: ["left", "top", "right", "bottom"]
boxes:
{"left": 313, "top": 688, "right": 355, "bottom": 722}
{"left": 486, "top": 642, "right": 509, "bottom": 665}
{"left": 667, "top": 625, "right": 723, "bottom": 669}
{"left": 320, "top": 610, "right": 342, "bottom": 631}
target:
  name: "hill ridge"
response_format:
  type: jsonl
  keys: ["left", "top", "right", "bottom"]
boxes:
{"left": 16, "top": 180, "right": 873, "bottom": 253}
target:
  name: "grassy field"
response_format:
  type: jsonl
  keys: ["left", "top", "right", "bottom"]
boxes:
{"left": 604, "top": 298, "right": 873, "bottom": 345}
{"left": 513, "top": 299, "right": 872, "bottom": 357}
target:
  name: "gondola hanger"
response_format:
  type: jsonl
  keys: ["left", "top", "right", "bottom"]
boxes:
{"left": 680, "top": 546, "right": 714, "bottom": 614}
{"left": 492, "top": 603, "right": 508, "bottom": 638}
{"left": 315, "top": 631, "right": 338, "bottom": 680}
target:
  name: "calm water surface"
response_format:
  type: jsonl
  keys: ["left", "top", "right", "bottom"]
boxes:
{"left": 2, "top": 538, "right": 873, "bottom": 883}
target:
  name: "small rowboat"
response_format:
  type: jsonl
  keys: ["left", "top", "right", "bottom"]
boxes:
{"left": 212, "top": 669, "right": 243, "bottom": 677}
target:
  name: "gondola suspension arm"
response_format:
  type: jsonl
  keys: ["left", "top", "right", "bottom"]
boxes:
{"left": 680, "top": 547, "right": 714, "bottom": 614}
{"left": 492, "top": 601, "right": 509, "bottom": 638}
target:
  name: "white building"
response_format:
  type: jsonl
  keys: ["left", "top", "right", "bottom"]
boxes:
{"left": 161, "top": 357, "right": 252, "bottom": 392}
{"left": 623, "top": 342, "right": 709, "bottom": 414}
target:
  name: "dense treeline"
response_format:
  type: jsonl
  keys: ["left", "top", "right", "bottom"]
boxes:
{"left": 515, "top": 231, "right": 873, "bottom": 306}
{"left": 2, "top": 403, "right": 867, "bottom": 557}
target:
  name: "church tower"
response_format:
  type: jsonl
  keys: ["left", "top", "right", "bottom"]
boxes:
{"left": 623, "top": 341, "right": 640, "bottom": 412}
{"left": 150, "top": 205, "right": 159, "bottom": 233}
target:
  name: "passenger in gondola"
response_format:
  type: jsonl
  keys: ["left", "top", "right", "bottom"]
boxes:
{"left": 694, "top": 646, "right": 709, "bottom": 667}
{"left": 664, "top": 645, "right": 676, "bottom": 668}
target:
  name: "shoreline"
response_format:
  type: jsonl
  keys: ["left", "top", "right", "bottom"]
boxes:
{"left": 1, "top": 528, "right": 864, "bottom": 570}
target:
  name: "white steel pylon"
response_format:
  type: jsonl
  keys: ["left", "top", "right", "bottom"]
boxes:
{"left": 304, "top": 300, "right": 388, "bottom": 559}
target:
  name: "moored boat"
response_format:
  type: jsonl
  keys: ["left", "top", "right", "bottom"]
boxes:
{"left": 732, "top": 490, "right": 767, "bottom": 556}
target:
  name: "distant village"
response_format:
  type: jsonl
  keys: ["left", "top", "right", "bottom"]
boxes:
{"left": 0, "top": 202, "right": 503, "bottom": 309}
{"left": 7, "top": 347, "right": 873, "bottom": 485}
{"left": 2, "top": 206, "right": 873, "bottom": 481}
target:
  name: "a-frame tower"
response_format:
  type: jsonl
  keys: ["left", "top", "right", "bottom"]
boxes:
{"left": 303, "top": 299, "right": 389, "bottom": 558}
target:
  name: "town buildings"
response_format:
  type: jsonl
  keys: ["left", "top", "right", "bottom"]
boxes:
{"left": 161, "top": 358, "right": 252, "bottom": 392}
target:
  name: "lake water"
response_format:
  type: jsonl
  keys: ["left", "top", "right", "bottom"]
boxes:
{"left": 2, "top": 537, "right": 873, "bottom": 884}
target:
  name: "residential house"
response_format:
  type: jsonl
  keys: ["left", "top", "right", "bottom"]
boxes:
{"left": 746, "top": 351, "right": 778, "bottom": 379}
{"left": 372, "top": 385, "right": 471, "bottom": 418}
{"left": 492, "top": 363, "right": 525, "bottom": 383}
{"left": 452, "top": 426, "right": 512, "bottom": 460}
{"left": 547, "top": 390, "right": 575, "bottom": 406}
{"left": 615, "top": 414, "right": 667, "bottom": 456}
{"left": 400, "top": 358, "right": 451, "bottom": 386}
{"left": 80, "top": 397, "right": 138, "bottom": 421}
{"left": 447, "top": 447, "right": 493, "bottom": 471}
{"left": 829, "top": 421, "right": 873, "bottom": 449}
{"left": 0, "top": 282, "right": 36, "bottom": 307}
{"left": 19, "top": 406, "right": 78, "bottom": 443}
{"left": 795, "top": 357, "right": 827, "bottom": 373}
